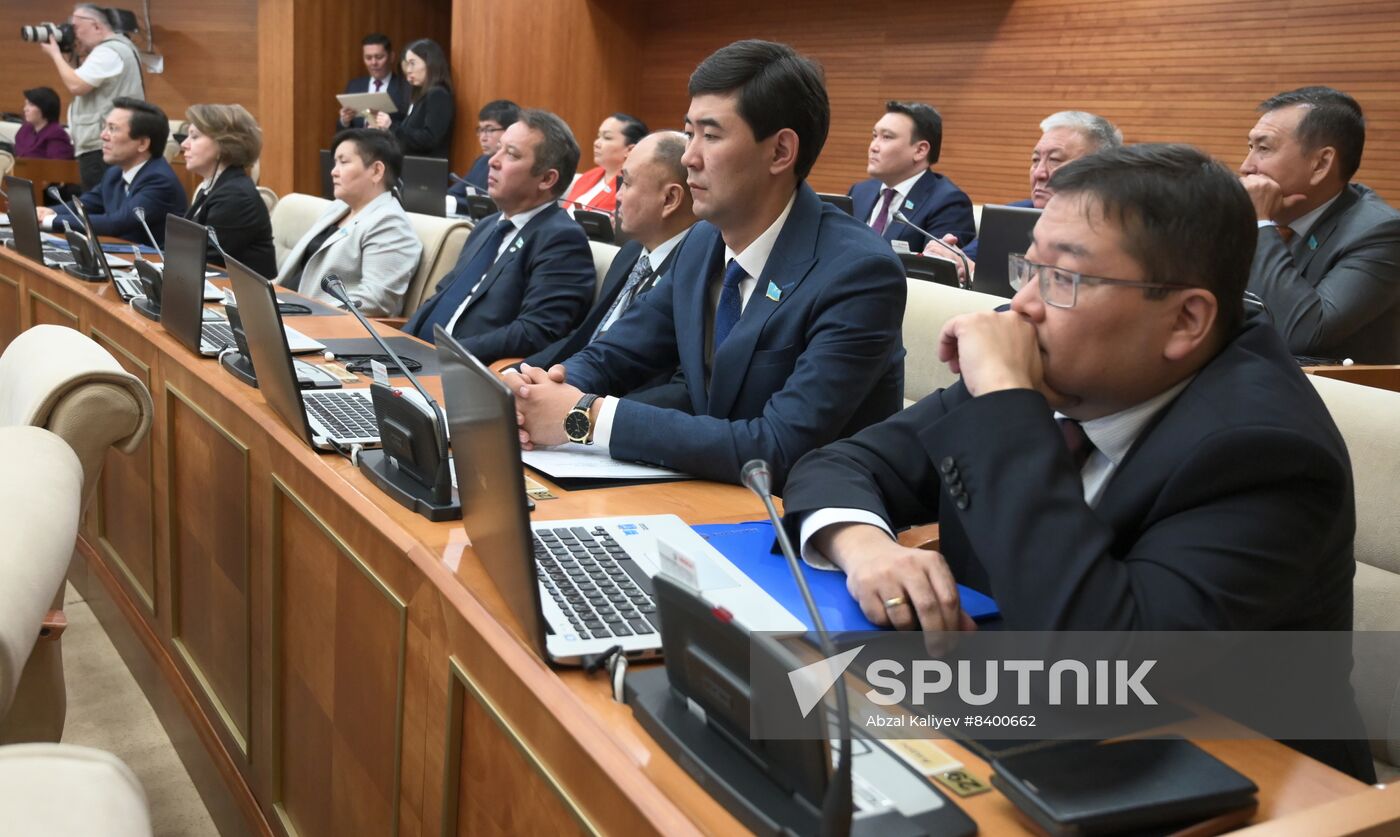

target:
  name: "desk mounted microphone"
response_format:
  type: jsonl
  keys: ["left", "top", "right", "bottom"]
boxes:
{"left": 893, "top": 210, "right": 972, "bottom": 286}
{"left": 447, "top": 170, "right": 479, "bottom": 197}
{"left": 741, "top": 459, "right": 854, "bottom": 837}
{"left": 132, "top": 206, "right": 165, "bottom": 262}
{"left": 320, "top": 274, "right": 459, "bottom": 521}
{"left": 47, "top": 186, "right": 89, "bottom": 235}
{"left": 48, "top": 186, "right": 106, "bottom": 281}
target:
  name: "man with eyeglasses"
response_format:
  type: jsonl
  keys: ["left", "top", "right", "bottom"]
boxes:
{"left": 781, "top": 145, "right": 1367, "bottom": 771}
{"left": 447, "top": 99, "right": 520, "bottom": 215}
{"left": 37, "top": 4, "right": 145, "bottom": 190}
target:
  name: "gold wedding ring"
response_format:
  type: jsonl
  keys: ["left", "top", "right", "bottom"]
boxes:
{"left": 883, "top": 595, "right": 909, "bottom": 610}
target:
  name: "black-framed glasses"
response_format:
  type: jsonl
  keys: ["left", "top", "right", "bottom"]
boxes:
{"left": 476, "top": 124, "right": 504, "bottom": 136}
{"left": 1008, "top": 253, "right": 1199, "bottom": 309}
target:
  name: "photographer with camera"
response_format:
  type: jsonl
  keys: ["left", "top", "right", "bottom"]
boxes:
{"left": 33, "top": 4, "right": 144, "bottom": 190}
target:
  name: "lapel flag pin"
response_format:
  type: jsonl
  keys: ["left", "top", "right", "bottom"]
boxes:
{"left": 904, "top": 198, "right": 915, "bottom": 210}
{"left": 1308, "top": 235, "right": 1318, "bottom": 250}
{"left": 766, "top": 280, "right": 782, "bottom": 302}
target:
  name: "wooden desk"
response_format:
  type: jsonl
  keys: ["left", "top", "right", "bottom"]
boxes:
{"left": 1305, "top": 364, "right": 1400, "bottom": 394}
{"left": 0, "top": 246, "right": 1392, "bottom": 836}
{"left": 10, "top": 156, "right": 80, "bottom": 201}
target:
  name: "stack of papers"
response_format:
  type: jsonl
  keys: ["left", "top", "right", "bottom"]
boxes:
{"left": 522, "top": 443, "right": 691, "bottom": 481}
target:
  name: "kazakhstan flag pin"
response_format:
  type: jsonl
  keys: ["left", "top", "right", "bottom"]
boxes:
{"left": 1308, "top": 234, "right": 1318, "bottom": 250}
{"left": 904, "top": 198, "right": 915, "bottom": 210}
{"left": 766, "top": 281, "right": 782, "bottom": 302}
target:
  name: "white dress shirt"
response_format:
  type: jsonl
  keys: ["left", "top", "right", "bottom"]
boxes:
{"left": 595, "top": 227, "right": 689, "bottom": 335}
{"left": 798, "top": 377, "right": 1194, "bottom": 569}
{"left": 443, "top": 202, "right": 551, "bottom": 334}
{"left": 590, "top": 192, "right": 799, "bottom": 450}
{"left": 865, "top": 171, "right": 924, "bottom": 230}
{"left": 1257, "top": 192, "right": 1340, "bottom": 241}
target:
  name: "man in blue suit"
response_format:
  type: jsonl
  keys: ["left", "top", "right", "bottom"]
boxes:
{"left": 507, "top": 40, "right": 907, "bottom": 490}
{"left": 447, "top": 99, "right": 520, "bottom": 215}
{"left": 40, "top": 97, "right": 187, "bottom": 247}
{"left": 336, "top": 34, "right": 411, "bottom": 131}
{"left": 405, "top": 109, "right": 595, "bottom": 364}
{"left": 849, "top": 101, "right": 975, "bottom": 253}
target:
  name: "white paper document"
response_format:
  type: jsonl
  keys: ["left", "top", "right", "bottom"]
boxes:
{"left": 335, "top": 91, "right": 399, "bottom": 114}
{"left": 522, "top": 443, "right": 692, "bottom": 481}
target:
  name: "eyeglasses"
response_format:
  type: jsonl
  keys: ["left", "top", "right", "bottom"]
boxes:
{"left": 477, "top": 125, "right": 504, "bottom": 136}
{"left": 172, "top": 132, "right": 188, "bottom": 145}
{"left": 1008, "top": 253, "right": 1198, "bottom": 309}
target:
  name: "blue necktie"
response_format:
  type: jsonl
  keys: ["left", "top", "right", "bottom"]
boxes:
{"left": 409, "top": 218, "right": 512, "bottom": 340}
{"left": 713, "top": 258, "right": 747, "bottom": 351}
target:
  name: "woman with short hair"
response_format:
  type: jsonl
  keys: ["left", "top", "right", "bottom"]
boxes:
{"left": 14, "top": 87, "right": 75, "bottom": 159}
{"left": 180, "top": 103, "right": 276, "bottom": 277}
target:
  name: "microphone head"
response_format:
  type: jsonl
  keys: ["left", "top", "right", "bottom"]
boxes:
{"left": 893, "top": 210, "right": 911, "bottom": 225}
{"left": 319, "top": 274, "right": 343, "bottom": 295}
{"left": 47, "top": 185, "right": 63, "bottom": 201}
{"left": 740, "top": 459, "right": 772, "bottom": 497}
{"left": 133, "top": 206, "right": 146, "bottom": 220}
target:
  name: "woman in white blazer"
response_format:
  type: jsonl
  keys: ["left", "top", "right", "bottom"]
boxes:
{"left": 277, "top": 128, "right": 422, "bottom": 316}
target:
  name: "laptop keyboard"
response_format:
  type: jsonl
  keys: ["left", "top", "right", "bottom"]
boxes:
{"left": 44, "top": 248, "right": 76, "bottom": 265}
{"left": 115, "top": 276, "right": 142, "bottom": 298}
{"left": 534, "top": 526, "right": 658, "bottom": 640}
{"left": 305, "top": 391, "right": 378, "bottom": 440}
{"left": 201, "top": 321, "right": 237, "bottom": 351}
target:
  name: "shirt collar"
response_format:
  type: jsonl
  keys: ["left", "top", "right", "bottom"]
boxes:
{"left": 884, "top": 170, "right": 925, "bottom": 202}
{"left": 1056, "top": 375, "right": 1195, "bottom": 468}
{"left": 504, "top": 201, "right": 551, "bottom": 231}
{"left": 642, "top": 226, "right": 692, "bottom": 269}
{"left": 724, "top": 190, "right": 798, "bottom": 280}
{"left": 1288, "top": 191, "right": 1342, "bottom": 241}
{"left": 122, "top": 158, "right": 149, "bottom": 185}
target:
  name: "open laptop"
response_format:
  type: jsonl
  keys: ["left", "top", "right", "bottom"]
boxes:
{"left": 59, "top": 194, "right": 149, "bottom": 299}
{"left": 224, "top": 256, "right": 379, "bottom": 449}
{"left": 434, "top": 326, "right": 802, "bottom": 666}
{"left": 319, "top": 149, "right": 335, "bottom": 199}
{"left": 3, "top": 175, "right": 75, "bottom": 267}
{"left": 971, "top": 204, "right": 1042, "bottom": 298}
{"left": 399, "top": 155, "right": 448, "bottom": 217}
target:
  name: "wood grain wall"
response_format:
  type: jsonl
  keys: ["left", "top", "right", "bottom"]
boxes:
{"left": 632, "top": 0, "right": 1400, "bottom": 205}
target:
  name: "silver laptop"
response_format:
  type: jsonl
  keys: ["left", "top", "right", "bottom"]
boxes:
{"left": 3, "top": 175, "right": 75, "bottom": 267}
{"left": 433, "top": 325, "right": 802, "bottom": 665}
{"left": 224, "top": 256, "right": 379, "bottom": 450}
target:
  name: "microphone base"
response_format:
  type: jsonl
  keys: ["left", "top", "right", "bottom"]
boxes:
{"left": 356, "top": 449, "right": 461, "bottom": 522}
{"left": 219, "top": 350, "right": 259, "bottom": 387}
{"left": 132, "top": 296, "right": 162, "bottom": 322}
{"left": 61, "top": 264, "right": 107, "bottom": 283}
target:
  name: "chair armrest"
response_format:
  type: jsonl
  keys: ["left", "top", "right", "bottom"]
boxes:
{"left": 39, "top": 609, "right": 67, "bottom": 641}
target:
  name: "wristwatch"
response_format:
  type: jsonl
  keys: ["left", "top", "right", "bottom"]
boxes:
{"left": 564, "top": 394, "right": 601, "bottom": 444}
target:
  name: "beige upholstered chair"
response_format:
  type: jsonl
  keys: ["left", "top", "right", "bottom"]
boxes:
{"left": 400, "top": 210, "right": 473, "bottom": 317}
{"left": 0, "top": 121, "right": 20, "bottom": 145}
{"left": 1308, "top": 375, "right": 1400, "bottom": 777}
{"left": 269, "top": 192, "right": 332, "bottom": 268}
{"left": 0, "top": 148, "right": 13, "bottom": 182}
{"left": 256, "top": 185, "right": 278, "bottom": 214}
{"left": 971, "top": 203, "right": 983, "bottom": 234}
{"left": 0, "top": 427, "right": 82, "bottom": 737}
{"left": 0, "top": 325, "right": 154, "bottom": 743}
{"left": 901, "top": 279, "right": 1006, "bottom": 404}
{"left": 0, "top": 744, "right": 153, "bottom": 836}
{"left": 589, "top": 240, "right": 621, "bottom": 303}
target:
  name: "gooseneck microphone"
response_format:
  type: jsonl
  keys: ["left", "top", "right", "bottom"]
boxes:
{"left": 893, "top": 210, "right": 972, "bottom": 286}
{"left": 132, "top": 206, "right": 165, "bottom": 261}
{"left": 47, "top": 186, "right": 89, "bottom": 235}
{"left": 741, "top": 459, "right": 854, "bottom": 837}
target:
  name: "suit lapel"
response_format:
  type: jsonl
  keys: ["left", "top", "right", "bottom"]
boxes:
{"left": 460, "top": 205, "right": 556, "bottom": 312}
{"left": 677, "top": 232, "right": 725, "bottom": 413}
{"left": 1294, "top": 186, "right": 1358, "bottom": 278}
{"left": 851, "top": 181, "right": 876, "bottom": 225}
{"left": 705, "top": 186, "right": 822, "bottom": 417}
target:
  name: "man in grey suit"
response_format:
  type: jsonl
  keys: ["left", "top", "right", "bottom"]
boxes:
{"left": 1241, "top": 86, "right": 1400, "bottom": 363}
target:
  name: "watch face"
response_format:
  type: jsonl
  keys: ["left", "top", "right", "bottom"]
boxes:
{"left": 564, "top": 409, "right": 589, "bottom": 441}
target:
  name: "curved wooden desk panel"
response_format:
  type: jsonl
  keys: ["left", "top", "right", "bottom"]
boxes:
{"left": 0, "top": 245, "right": 1389, "bottom": 837}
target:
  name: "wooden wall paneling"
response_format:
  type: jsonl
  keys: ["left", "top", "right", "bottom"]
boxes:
{"left": 449, "top": 0, "right": 646, "bottom": 180}
{"left": 26, "top": 285, "right": 79, "bottom": 329}
{"left": 0, "top": 270, "right": 20, "bottom": 353}
{"left": 167, "top": 383, "right": 254, "bottom": 760}
{"left": 634, "top": 0, "right": 1400, "bottom": 206}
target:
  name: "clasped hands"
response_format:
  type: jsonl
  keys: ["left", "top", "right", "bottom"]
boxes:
{"left": 499, "top": 362, "right": 583, "bottom": 449}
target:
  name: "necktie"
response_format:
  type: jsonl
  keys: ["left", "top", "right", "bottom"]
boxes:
{"left": 409, "top": 218, "right": 513, "bottom": 340}
{"left": 1057, "top": 418, "right": 1095, "bottom": 471}
{"left": 1277, "top": 225, "right": 1295, "bottom": 245}
{"left": 372, "top": 79, "right": 382, "bottom": 93}
{"left": 713, "top": 258, "right": 747, "bottom": 351}
{"left": 871, "top": 187, "right": 898, "bottom": 235}
{"left": 593, "top": 253, "right": 651, "bottom": 340}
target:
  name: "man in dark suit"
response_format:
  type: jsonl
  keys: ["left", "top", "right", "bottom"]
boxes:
{"left": 336, "top": 34, "right": 411, "bottom": 132}
{"left": 405, "top": 109, "right": 594, "bottom": 363}
{"left": 447, "top": 99, "right": 520, "bottom": 215}
{"left": 523, "top": 130, "right": 696, "bottom": 370}
{"left": 506, "top": 40, "right": 906, "bottom": 489}
{"left": 781, "top": 144, "right": 1372, "bottom": 780}
{"left": 1241, "top": 86, "right": 1400, "bottom": 363}
{"left": 849, "top": 101, "right": 975, "bottom": 253}
{"left": 40, "top": 97, "right": 187, "bottom": 247}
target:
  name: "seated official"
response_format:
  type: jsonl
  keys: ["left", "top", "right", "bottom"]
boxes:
{"left": 560, "top": 113, "right": 646, "bottom": 215}
{"left": 405, "top": 109, "right": 595, "bottom": 362}
{"left": 508, "top": 41, "right": 906, "bottom": 490}
{"left": 179, "top": 104, "right": 276, "bottom": 278}
{"left": 1241, "top": 86, "right": 1400, "bottom": 363}
{"left": 15, "top": 87, "right": 75, "bottom": 159}
{"left": 337, "top": 33, "right": 411, "bottom": 132}
{"left": 782, "top": 145, "right": 1372, "bottom": 780}
{"left": 277, "top": 129, "right": 421, "bottom": 316}
{"left": 524, "top": 130, "right": 696, "bottom": 371}
{"left": 39, "top": 97, "right": 187, "bottom": 247}
{"left": 929, "top": 110, "right": 1120, "bottom": 282}
{"left": 850, "top": 100, "right": 974, "bottom": 253}
{"left": 447, "top": 99, "right": 520, "bottom": 214}
{"left": 374, "top": 38, "right": 454, "bottom": 160}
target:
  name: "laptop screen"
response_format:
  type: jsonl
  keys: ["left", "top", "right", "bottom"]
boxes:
{"left": 434, "top": 326, "right": 548, "bottom": 655}
{"left": 400, "top": 155, "right": 448, "bottom": 217}
{"left": 4, "top": 176, "right": 44, "bottom": 263}
{"left": 160, "top": 215, "right": 213, "bottom": 354}
{"left": 971, "top": 204, "right": 1042, "bottom": 298}
{"left": 225, "top": 256, "right": 316, "bottom": 445}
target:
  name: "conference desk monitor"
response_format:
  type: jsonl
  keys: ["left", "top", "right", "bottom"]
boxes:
{"left": 2, "top": 175, "right": 77, "bottom": 269}
{"left": 971, "top": 204, "right": 1042, "bottom": 298}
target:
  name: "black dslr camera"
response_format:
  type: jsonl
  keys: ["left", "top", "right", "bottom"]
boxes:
{"left": 20, "top": 22, "right": 76, "bottom": 51}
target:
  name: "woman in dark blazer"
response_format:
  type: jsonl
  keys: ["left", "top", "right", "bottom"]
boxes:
{"left": 179, "top": 104, "right": 277, "bottom": 278}
{"left": 374, "top": 38, "right": 454, "bottom": 160}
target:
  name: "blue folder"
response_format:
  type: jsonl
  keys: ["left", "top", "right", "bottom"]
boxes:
{"left": 102, "top": 242, "right": 160, "bottom": 255}
{"left": 692, "top": 521, "right": 999, "bottom": 631}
